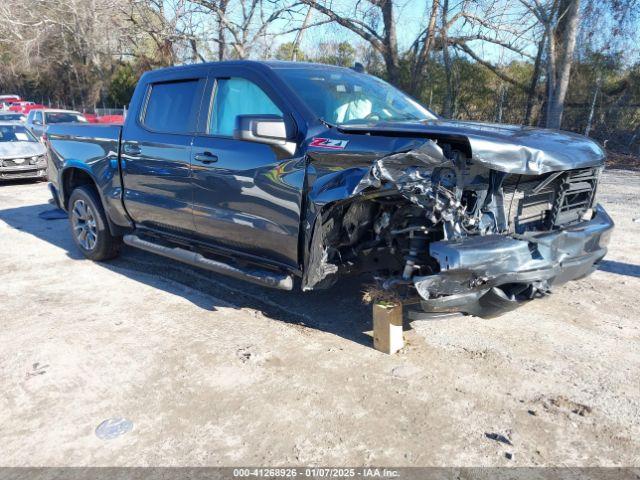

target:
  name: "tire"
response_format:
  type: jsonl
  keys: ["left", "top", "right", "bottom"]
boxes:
{"left": 68, "top": 185, "right": 121, "bottom": 261}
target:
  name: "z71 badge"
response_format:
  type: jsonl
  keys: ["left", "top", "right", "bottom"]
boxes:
{"left": 309, "top": 138, "right": 349, "bottom": 150}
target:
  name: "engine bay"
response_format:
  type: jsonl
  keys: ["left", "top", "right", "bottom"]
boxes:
{"left": 303, "top": 139, "right": 604, "bottom": 316}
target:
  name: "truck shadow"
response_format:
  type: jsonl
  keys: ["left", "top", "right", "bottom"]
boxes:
{"left": 597, "top": 260, "right": 640, "bottom": 279}
{"left": 1, "top": 203, "right": 374, "bottom": 347}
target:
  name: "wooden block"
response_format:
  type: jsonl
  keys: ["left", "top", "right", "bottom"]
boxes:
{"left": 373, "top": 302, "right": 404, "bottom": 354}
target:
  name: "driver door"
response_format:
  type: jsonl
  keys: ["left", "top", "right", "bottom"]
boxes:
{"left": 190, "top": 67, "right": 304, "bottom": 268}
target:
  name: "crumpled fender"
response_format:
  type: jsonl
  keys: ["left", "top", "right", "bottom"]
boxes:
{"left": 301, "top": 141, "right": 449, "bottom": 290}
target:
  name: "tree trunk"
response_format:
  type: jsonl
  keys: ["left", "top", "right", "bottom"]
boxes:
{"left": 380, "top": 0, "right": 400, "bottom": 84}
{"left": 217, "top": 0, "right": 228, "bottom": 61}
{"left": 584, "top": 75, "right": 601, "bottom": 137}
{"left": 496, "top": 84, "right": 506, "bottom": 123}
{"left": 524, "top": 33, "right": 546, "bottom": 125}
{"left": 441, "top": 0, "right": 453, "bottom": 117}
{"left": 409, "top": 0, "right": 439, "bottom": 95}
{"left": 545, "top": 0, "right": 581, "bottom": 129}
{"left": 292, "top": 6, "right": 313, "bottom": 61}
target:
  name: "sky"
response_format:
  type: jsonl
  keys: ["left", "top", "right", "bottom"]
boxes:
{"left": 172, "top": 0, "right": 640, "bottom": 66}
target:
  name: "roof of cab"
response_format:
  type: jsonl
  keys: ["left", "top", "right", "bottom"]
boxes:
{"left": 141, "top": 60, "right": 353, "bottom": 80}
{"left": 30, "top": 108, "right": 83, "bottom": 114}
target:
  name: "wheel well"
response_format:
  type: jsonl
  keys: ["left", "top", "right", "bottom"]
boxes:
{"left": 62, "top": 168, "right": 98, "bottom": 209}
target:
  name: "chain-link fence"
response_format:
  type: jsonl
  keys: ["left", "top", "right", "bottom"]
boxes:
{"left": 563, "top": 104, "right": 640, "bottom": 155}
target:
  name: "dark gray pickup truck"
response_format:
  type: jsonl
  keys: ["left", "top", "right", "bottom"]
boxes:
{"left": 46, "top": 60, "right": 613, "bottom": 317}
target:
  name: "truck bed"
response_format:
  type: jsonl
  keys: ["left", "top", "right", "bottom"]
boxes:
{"left": 46, "top": 123, "right": 128, "bottom": 228}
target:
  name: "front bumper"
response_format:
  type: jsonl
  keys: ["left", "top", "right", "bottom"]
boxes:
{"left": 0, "top": 163, "right": 47, "bottom": 180}
{"left": 414, "top": 204, "right": 614, "bottom": 317}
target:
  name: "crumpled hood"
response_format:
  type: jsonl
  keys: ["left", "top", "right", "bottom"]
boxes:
{"left": 338, "top": 119, "right": 605, "bottom": 175}
{"left": 0, "top": 141, "right": 46, "bottom": 159}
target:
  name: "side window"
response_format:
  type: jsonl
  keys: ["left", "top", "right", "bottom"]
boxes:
{"left": 143, "top": 79, "right": 200, "bottom": 133}
{"left": 35, "top": 111, "right": 43, "bottom": 124}
{"left": 209, "top": 78, "right": 282, "bottom": 136}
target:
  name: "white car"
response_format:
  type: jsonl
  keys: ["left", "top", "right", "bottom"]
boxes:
{"left": 0, "top": 112, "right": 26, "bottom": 123}
{"left": 0, "top": 122, "right": 47, "bottom": 181}
{"left": 26, "top": 109, "right": 88, "bottom": 140}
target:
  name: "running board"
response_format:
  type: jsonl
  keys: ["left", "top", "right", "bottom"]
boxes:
{"left": 123, "top": 234, "right": 293, "bottom": 290}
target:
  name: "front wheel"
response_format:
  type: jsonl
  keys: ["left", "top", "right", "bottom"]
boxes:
{"left": 68, "top": 186, "right": 121, "bottom": 261}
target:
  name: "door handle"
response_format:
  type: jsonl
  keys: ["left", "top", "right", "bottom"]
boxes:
{"left": 194, "top": 151, "right": 218, "bottom": 164}
{"left": 123, "top": 143, "right": 141, "bottom": 156}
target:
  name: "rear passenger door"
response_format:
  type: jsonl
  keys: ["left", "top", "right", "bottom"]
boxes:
{"left": 190, "top": 67, "right": 305, "bottom": 268}
{"left": 121, "top": 76, "right": 206, "bottom": 235}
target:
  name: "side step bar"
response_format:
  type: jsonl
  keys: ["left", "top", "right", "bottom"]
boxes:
{"left": 123, "top": 234, "right": 294, "bottom": 291}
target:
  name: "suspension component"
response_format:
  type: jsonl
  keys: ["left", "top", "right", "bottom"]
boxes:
{"left": 402, "top": 232, "right": 427, "bottom": 280}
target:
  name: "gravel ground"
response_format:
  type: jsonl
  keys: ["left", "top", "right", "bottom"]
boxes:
{"left": 0, "top": 170, "right": 639, "bottom": 467}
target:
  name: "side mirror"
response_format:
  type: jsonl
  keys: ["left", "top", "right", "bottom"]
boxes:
{"left": 33, "top": 120, "right": 42, "bottom": 126}
{"left": 234, "top": 115, "right": 296, "bottom": 155}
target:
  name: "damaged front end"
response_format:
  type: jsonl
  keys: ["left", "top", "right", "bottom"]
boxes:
{"left": 302, "top": 137, "right": 614, "bottom": 318}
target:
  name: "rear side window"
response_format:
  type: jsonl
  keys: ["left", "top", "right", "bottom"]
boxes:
{"left": 209, "top": 78, "right": 282, "bottom": 136}
{"left": 143, "top": 80, "right": 200, "bottom": 133}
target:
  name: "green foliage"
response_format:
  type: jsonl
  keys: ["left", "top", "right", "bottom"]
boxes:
{"left": 274, "top": 42, "right": 307, "bottom": 62}
{"left": 314, "top": 42, "right": 356, "bottom": 67}
{"left": 107, "top": 63, "right": 138, "bottom": 107}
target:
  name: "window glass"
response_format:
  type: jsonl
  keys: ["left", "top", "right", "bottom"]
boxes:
{"left": 143, "top": 80, "right": 200, "bottom": 133}
{"left": 275, "top": 68, "right": 436, "bottom": 125}
{"left": 209, "top": 78, "right": 282, "bottom": 136}
{"left": 0, "top": 125, "right": 37, "bottom": 142}
{"left": 0, "top": 113, "right": 23, "bottom": 121}
{"left": 45, "top": 112, "right": 87, "bottom": 124}
{"left": 34, "top": 111, "right": 43, "bottom": 123}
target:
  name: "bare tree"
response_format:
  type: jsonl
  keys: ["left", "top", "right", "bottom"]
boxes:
{"left": 523, "top": 32, "right": 546, "bottom": 125}
{"left": 408, "top": 0, "right": 440, "bottom": 94}
{"left": 522, "top": 0, "right": 582, "bottom": 129}
{"left": 298, "top": 0, "right": 401, "bottom": 83}
{"left": 0, "top": 0, "right": 129, "bottom": 106}
{"left": 188, "top": 0, "right": 304, "bottom": 60}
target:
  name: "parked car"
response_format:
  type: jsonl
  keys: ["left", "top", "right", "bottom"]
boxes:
{"left": 45, "top": 61, "right": 613, "bottom": 317}
{"left": 23, "top": 103, "right": 47, "bottom": 114}
{"left": 8, "top": 101, "right": 35, "bottom": 113}
{"left": 83, "top": 113, "right": 99, "bottom": 123}
{"left": 0, "top": 122, "right": 47, "bottom": 181}
{"left": 8, "top": 101, "right": 46, "bottom": 114}
{"left": 26, "top": 109, "right": 88, "bottom": 140}
{"left": 0, "top": 112, "right": 26, "bottom": 123}
{"left": 96, "top": 114, "right": 125, "bottom": 124}
{"left": 0, "top": 95, "right": 21, "bottom": 110}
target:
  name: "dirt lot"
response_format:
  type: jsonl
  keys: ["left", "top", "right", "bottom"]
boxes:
{"left": 1, "top": 170, "right": 639, "bottom": 467}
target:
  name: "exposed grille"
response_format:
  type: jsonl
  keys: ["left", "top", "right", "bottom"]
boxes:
{"left": 1, "top": 157, "right": 33, "bottom": 167}
{"left": 503, "top": 167, "right": 600, "bottom": 234}
{"left": 0, "top": 169, "right": 41, "bottom": 178}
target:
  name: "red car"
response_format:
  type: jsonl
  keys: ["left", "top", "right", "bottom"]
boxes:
{"left": 9, "top": 102, "right": 45, "bottom": 113}
{"left": 82, "top": 113, "right": 99, "bottom": 123}
{"left": 23, "top": 103, "right": 47, "bottom": 114}
{"left": 0, "top": 95, "right": 21, "bottom": 110}
{"left": 96, "top": 114, "right": 125, "bottom": 124}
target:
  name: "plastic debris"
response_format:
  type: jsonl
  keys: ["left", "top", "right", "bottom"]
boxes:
{"left": 95, "top": 417, "right": 133, "bottom": 440}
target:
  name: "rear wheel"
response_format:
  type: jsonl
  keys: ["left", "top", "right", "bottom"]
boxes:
{"left": 68, "top": 186, "right": 121, "bottom": 261}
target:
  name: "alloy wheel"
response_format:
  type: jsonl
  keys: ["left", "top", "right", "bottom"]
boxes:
{"left": 71, "top": 199, "right": 98, "bottom": 250}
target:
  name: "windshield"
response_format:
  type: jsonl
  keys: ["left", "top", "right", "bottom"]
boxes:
{"left": 0, "top": 113, "right": 24, "bottom": 121}
{"left": 275, "top": 67, "right": 437, "bottom": 125}
{"left": 45, "top": 112, "right": 87, "bottom": 124}
{"left": 0, "top": 125, "right": 37, "bottom": 142}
